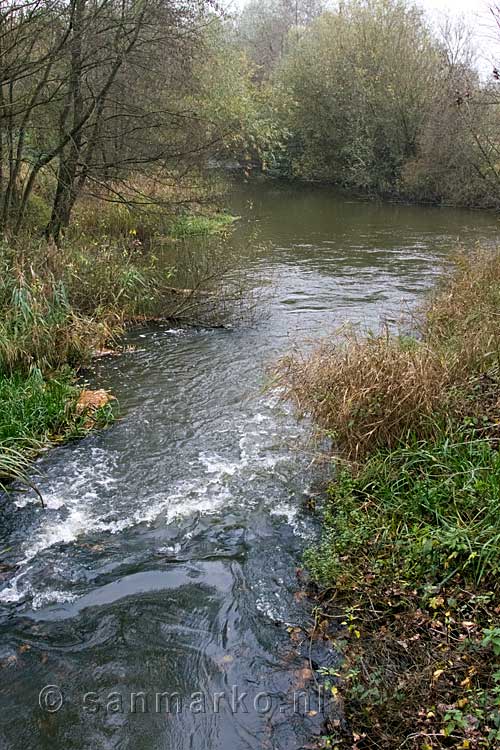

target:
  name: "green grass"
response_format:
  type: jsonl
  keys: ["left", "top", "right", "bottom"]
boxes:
{"left": 307, "top": 433, "right": 500, "bottom": 595}
{"left": 0, "top": 370, "right": 79, "bottom": 492}
{"left": 0, "top": 370, "right": 81, "bottom": 449}
{"left": 169, "top": 212, "right": 238, "bottom": 238}
{"left": 0, "top": 370, "right": 115, "bottom": 493}
{"left": 0, "top": 445, "right": 37, "bottom": 495}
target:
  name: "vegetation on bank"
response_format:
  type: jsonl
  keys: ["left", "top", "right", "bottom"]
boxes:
{"left": 235, "top": 0, "right": 500, "bottom": 209}
{"left": 277, "top": 249, "right": 500, "bottom": 749}
{"left": 0, "top": 201, "right": 243, "bottom": 490}
{"left": 0, "top": 371, "right": 113, "bottom": 495}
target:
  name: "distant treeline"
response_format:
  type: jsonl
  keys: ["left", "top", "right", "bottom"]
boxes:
{"left": 2, "top": 0, "right": 500, "bottom": 243}
{"left": 232, "top": 0, "right": 500, "bottom": 209}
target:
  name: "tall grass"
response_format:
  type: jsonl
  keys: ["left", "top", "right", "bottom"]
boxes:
{"left": 0, "top": 258, "right": 111, "bottom": 375}
{"left": 0, "top": 370, "right": 81, "bottom": 446}
{"left": 0, "top": 445, "right": 37, "bottom": 493}
{"left": 277, "top": 248, "right": 500, "bottom": 459}
{"left": 0, "top": 370, "right": 83, "bottom": 495}
{"left": 278, "top": 248, "right": 500, "bottom": 749}
{"left": 307, "top": 433, "right": 500, "bottom": 592}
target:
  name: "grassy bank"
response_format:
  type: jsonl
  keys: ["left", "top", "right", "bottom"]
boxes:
{"left": 0, "top": 200, "right": 240, "bottom": 490}
{"left": 277, "top": 249, "right": 500, "bottom": 749}
{"left": 0, "top": 371, "right": 114, "bottom": 495}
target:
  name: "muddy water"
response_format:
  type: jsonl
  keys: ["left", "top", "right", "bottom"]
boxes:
{"left": 0, "top": 182, "right": 498, "bottom": 749}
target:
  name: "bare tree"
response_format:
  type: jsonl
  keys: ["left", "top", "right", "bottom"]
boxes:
{"left": 0, "top": 0, "right": 223, "bottom": 240}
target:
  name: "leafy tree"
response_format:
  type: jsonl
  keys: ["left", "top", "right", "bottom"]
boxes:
{"left": 275, "top": 0, "right": 443, "bottom": 194}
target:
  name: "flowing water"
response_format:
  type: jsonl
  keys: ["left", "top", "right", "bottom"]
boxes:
{"left": 0, "top": 182, "right": 498, "bottom": 749}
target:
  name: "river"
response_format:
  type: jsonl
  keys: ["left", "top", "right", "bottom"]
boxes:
{"left": 0, "top": 181, "right": 498, "bottom": 749}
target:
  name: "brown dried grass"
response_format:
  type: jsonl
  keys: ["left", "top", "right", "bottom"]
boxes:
{"left": 276, "top": 247, "right": 500, "bottom": 460}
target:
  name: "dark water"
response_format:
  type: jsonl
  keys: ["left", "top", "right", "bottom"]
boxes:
{"left": 0, "top": 182, "right": 498, "bottom": 749}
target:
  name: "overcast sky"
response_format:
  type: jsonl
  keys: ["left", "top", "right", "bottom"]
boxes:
{"left": 418, "top": 0, "right": 499, "bottom": 73}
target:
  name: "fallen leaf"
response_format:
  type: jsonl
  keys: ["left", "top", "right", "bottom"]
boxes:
{"left": 432, "top": 669, "right": 445, "bottom": 683}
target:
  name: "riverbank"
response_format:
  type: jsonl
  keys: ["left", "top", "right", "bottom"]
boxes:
{"left": 277, "top": 248, "right": 500, "bottom": 749}
{"left": 0, "top": 371, "right": 114, "bottom": 495}
{"left": 0, "top": 207, "right": 238, "bottom": 489}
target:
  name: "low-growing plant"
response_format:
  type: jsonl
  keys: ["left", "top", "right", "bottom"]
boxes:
{"left": 306, "top": 433, "right": 500, "bottom": 593}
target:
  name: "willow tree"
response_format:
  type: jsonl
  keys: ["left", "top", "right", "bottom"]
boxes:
{"left": 275, "top": 0, "right": 443, "bottom": 193}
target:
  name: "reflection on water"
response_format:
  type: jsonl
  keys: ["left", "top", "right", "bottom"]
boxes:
{"left": 0, "top": 181, "right": 498, "bottom": 749}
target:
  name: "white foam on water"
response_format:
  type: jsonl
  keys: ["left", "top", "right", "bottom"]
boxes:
{"left": 0, "top": 395, "right": 307, "bottom": 609}
{"left": 0, "top": 566, "right": 33, "bottom": 603}
{"left": 31, "top": 589, "right": 78, "bottom": 609}
{"left": 269, "top": 501, "right": 311, "bottom": 539}
{"left": 157, "top": 543, "right": 182, "bottom": 555}
{"left": 198, "top": 452, "right": 240, "bottom": 476}
{"left": 254, "top": 577, "right": 291, "bottom": 623}
{"left": 29, "top": 506, "right": 93, "bottom": 556}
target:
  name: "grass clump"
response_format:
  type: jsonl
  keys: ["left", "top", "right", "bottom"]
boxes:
{"left": 0, "top": 370, "right": 112, "bottom": 492}
{"left": 279, "top": 330, "right": 454, "bottom": 459}
{"left": 277, "top": 248, "right": 500, "bottom": 460}
{"left": 0, "top": 370, "right": 81, "bottom": 449}
{"left": 308, "top": 435, "right": 500, "bottom": 593}
{"left": 169, "top": 212, "right": 238, "bottom": 238}
{"left": 277, "top": 248, "right": 500, "bottom": 749}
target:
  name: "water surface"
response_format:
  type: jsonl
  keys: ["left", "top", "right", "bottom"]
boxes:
{"left": 0, "top": 181, "right": 498, "bottom": 749}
